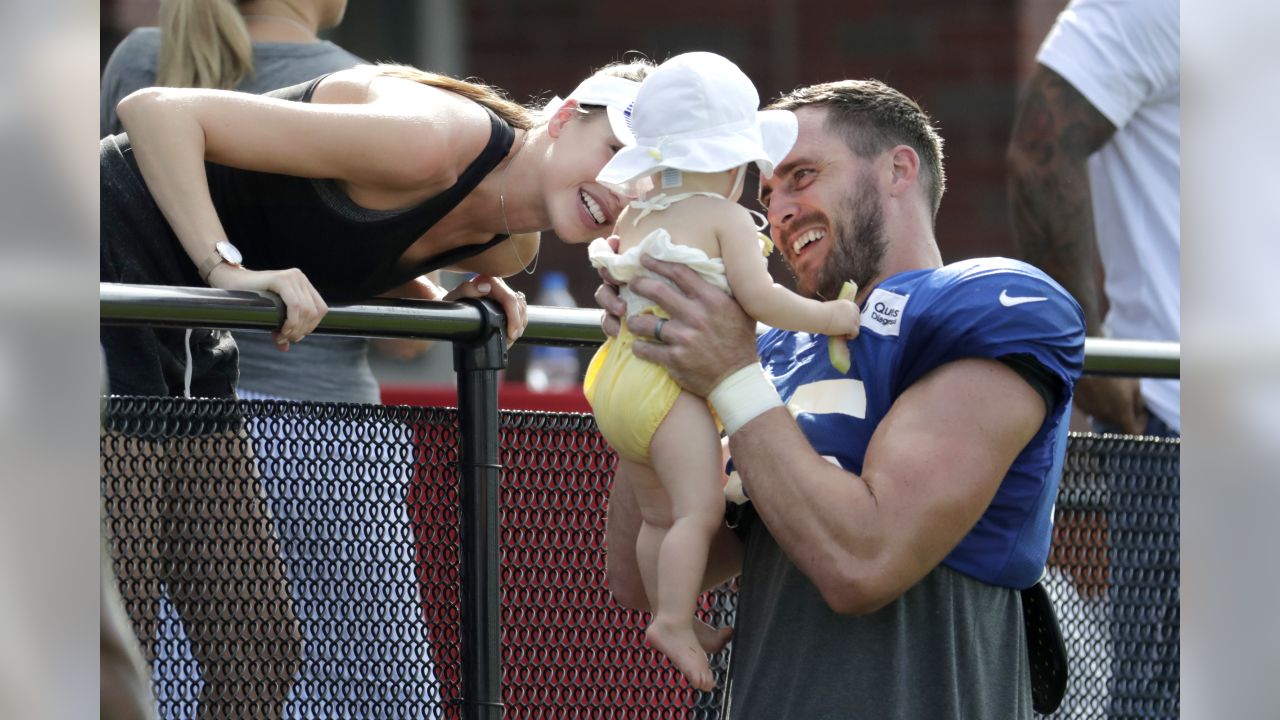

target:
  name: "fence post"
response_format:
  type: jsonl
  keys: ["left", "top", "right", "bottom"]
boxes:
{"left": 452, "top": 298, "right": 507, "bottom": 720}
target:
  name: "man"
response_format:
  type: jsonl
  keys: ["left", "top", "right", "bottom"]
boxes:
{"left": 597, "top": 80, "right": 1085, "bottom": 717}
{"left": 1008, "top": 1, "right": 1181, "bottom": 716}
{"left": 1007, "top": 0, "right": 1180, "bottom": 437}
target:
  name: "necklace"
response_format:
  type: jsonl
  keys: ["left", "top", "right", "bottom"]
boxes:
{"left": 498, "top": 130, "right": 540, "bottom": 275}
{"left": 241, "top": 14, "right": 318, "bottom": 41}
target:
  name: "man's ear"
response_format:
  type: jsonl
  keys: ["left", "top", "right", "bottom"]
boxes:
{"left": 547, "top": 99, "right": 582, "bottom": 139}
{"left": 887, "top": 144, "right": 920, "bottom": 197}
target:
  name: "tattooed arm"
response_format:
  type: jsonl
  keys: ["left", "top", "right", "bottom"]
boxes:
{"left": 1007, "top": 64, "right": 1114, "bottom": 331}
{"left": 1007, "top": 64, "right": 1147, "bottom": 434}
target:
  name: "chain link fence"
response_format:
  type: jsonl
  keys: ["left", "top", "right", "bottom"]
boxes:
{"left": 100, "top": 396, "right": 1178, "bottom": 719}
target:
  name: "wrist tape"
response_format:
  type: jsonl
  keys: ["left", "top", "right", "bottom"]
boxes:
{"left": 709, "top": 363, "right": 783, "bottom": 436}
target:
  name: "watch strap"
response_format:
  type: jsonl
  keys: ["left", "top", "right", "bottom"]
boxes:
{"left": 197, "top": 246, "right": 241, "bottom": 282}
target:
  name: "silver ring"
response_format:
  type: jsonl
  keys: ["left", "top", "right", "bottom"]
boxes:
{"left": 516, "top": 291, "right": 526, "bottom": 301}
{"left": 654, "top": 318, "right": 668, "bottom": 343}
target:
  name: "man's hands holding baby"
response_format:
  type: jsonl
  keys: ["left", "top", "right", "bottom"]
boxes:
{"left": 593, "top": 236, "right": 759, "bottom": 398}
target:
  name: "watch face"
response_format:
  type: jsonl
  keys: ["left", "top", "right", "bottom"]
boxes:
{"left": 217, "top": 241, "right": 243, "bottom": 265}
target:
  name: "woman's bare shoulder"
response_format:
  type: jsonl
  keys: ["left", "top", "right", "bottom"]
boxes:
{"left": 313, "top": 68, "right": 494, "bottom": 179}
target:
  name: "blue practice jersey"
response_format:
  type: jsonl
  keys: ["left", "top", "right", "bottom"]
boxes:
{"left": 737, "top": 258, "right": 1085, "bottom": 589}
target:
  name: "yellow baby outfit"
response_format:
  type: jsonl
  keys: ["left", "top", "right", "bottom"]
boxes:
{"left": 584, "top": 229, "right": 730, "bottom": 463}
{"left": 585, "top": 225, "right": 774, "bottom": 464}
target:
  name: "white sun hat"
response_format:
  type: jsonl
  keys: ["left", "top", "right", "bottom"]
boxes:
{"left": 596, "top": 52, "right": 798, "bottom": 193}
{"left": 542, "top": 74, "right": 641, "bottom": 147}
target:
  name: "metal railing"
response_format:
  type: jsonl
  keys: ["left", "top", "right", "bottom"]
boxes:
{"left": 99, "top": 282, "right": 1181, "bottom": 720}
{"left": 100, "top": 283, "right": 1180, "bottom": 377}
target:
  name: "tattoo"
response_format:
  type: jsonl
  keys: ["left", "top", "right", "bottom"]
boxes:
{"left": 1007, "top": 65, "right": 1117, "bottom": 333}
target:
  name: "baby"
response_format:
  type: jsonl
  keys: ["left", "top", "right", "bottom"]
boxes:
{"left": 584, "top": 52, "right": 860, "bottom": 690}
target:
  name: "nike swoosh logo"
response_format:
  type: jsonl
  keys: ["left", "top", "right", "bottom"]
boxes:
{"left": 999, "top": 289, "right": 1048, "bottom": 307}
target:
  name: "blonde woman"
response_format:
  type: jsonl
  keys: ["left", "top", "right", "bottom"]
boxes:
{"left": 100, "top": 4, "right": 649, "bottom": 715}
{"left": 99, "top": 2, "right": 453, "bottom": 718}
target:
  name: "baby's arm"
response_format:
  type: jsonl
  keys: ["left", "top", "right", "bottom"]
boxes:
{"left": 717, "top": 206, "right": 859, "bottom": 336}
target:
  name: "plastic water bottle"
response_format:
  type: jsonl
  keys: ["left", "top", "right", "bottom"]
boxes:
{"left": 526, "top": 272, "right": 582, "bottom": 392}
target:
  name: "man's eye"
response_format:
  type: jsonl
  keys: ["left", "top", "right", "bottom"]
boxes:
{"left": 793, "top": 168, "right": 814, "bottom": 183}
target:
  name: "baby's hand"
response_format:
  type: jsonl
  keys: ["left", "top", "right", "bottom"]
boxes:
{"left": 824, "top": 298, "right": 861, "bottom": 338}
{"left": 826, "top": 281, "right": 860, "bottom": 373}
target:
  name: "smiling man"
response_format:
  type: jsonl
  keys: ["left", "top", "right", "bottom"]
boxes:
{"left": 597, "top": 79, "right": 1087, "bottom": 718}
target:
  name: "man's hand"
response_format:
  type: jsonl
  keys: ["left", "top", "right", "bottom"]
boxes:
{"left": 593, "top": 235, "right": 626, "bottom": 338}
{"left": 1074, "top": 375, "right": 1148, "bottom": 435}
{"left": 626, "top": 254, "right": 758, "bottom": 397}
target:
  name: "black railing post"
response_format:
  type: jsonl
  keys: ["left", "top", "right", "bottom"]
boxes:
{"left": 452, "top": 298, "right": 507, "bottom": 720}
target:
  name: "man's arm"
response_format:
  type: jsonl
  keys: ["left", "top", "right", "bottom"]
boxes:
{"left": 728, "top": 358, "right": 1043, "bottom": 614}
{"left": 1007, "top": 64, "right": 1145, "bottom": 433}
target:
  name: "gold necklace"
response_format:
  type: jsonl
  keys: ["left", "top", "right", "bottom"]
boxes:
{"left": 498, "top": 130, "right": 540, "bottom": 275}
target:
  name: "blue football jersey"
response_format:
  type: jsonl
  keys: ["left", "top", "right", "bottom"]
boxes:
{"left": 736, "top": 258, "right": 1085, "bottom": 589}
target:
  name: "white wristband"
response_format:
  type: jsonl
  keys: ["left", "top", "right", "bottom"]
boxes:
{"left": 709, "top": 362, "right": 783, "bottom": 436}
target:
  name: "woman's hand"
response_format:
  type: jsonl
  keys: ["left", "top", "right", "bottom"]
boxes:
{"left": 444, "top": 274, "right": 529, "bottom": 347}
{"left": 206, "top": 264, "right": 328, "bottom": 351}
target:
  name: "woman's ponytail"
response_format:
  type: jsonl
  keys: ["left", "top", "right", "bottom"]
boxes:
{"left": 156, "top": 0, "right": 254, "bottom": 90}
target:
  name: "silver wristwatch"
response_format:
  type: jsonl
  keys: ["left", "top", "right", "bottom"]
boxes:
{"left": 197, "top": 241, "right": 244, "bottom": 282}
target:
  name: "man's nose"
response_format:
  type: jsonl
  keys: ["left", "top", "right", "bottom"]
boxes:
{"left": 767, "top": 200, "right": 795, "bottom": 230}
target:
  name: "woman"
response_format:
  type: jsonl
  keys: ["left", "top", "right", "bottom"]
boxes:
{"left": 100, "top": 7, "right": 649, "bottom": 714}
{"left": 99, "top": 2, "right": 458, "bottom": 719}
{"left": 102, "top": 63, "right": 645, "bottom": 390}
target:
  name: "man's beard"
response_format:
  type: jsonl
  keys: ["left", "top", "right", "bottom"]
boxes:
{"left": 797, "top": 179, "right": 887, "bottom": 300}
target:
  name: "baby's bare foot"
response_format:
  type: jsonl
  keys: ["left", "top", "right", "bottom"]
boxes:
{"left": 694, "top": 617, "right": 733, "bottom": 654}
{"left": 647, "top": 618, "right": 715, "bottom": 691}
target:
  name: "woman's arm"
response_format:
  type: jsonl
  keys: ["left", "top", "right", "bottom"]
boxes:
{"left": 116, "top": 75, "right": 488, "bottom": 270}
{"left": 115, "top": 72, "right": 491, "bottom": 345}
{"left": 373, "top": 273, "right": 448, "bottom": 360}
{"left": 717, "top": 206, "right": 858, "bottom": 336}
{"left": 118, "top": 72, "right": 489, "bottom": 188}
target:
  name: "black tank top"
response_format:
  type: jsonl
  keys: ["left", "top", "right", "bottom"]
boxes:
{"left": 123, "top": 74, "right": 515, "bottom": 301}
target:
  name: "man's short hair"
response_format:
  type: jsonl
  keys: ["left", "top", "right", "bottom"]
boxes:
{"left": 768, "top": 80, "right": 946, "bottom": 220}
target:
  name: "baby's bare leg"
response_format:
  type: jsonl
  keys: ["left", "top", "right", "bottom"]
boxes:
{"left": 608, "top": 458, "right": 733, "bottom": 657}
{"left": 644, "top": 392, "right": 726, "bottom": 691}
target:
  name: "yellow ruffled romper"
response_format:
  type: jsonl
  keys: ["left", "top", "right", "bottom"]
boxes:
{"left": 583, "top": 227, "right": 772, "bottom": 463}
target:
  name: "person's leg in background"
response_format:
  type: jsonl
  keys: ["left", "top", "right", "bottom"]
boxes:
{"left": 239, "top": 391, "right": 442, "bottom": 718}
{"left": 161, "top": 430, "right": 303, "bottom": 720}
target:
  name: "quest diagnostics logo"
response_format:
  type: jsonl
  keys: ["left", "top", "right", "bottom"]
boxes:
{"left": 861, "top": 288, "right": 909, "bottom": 337}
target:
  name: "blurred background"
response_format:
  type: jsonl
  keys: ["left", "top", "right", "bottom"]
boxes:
{"left": 101, "top": 0, "right": 1074, "bottom": 390}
